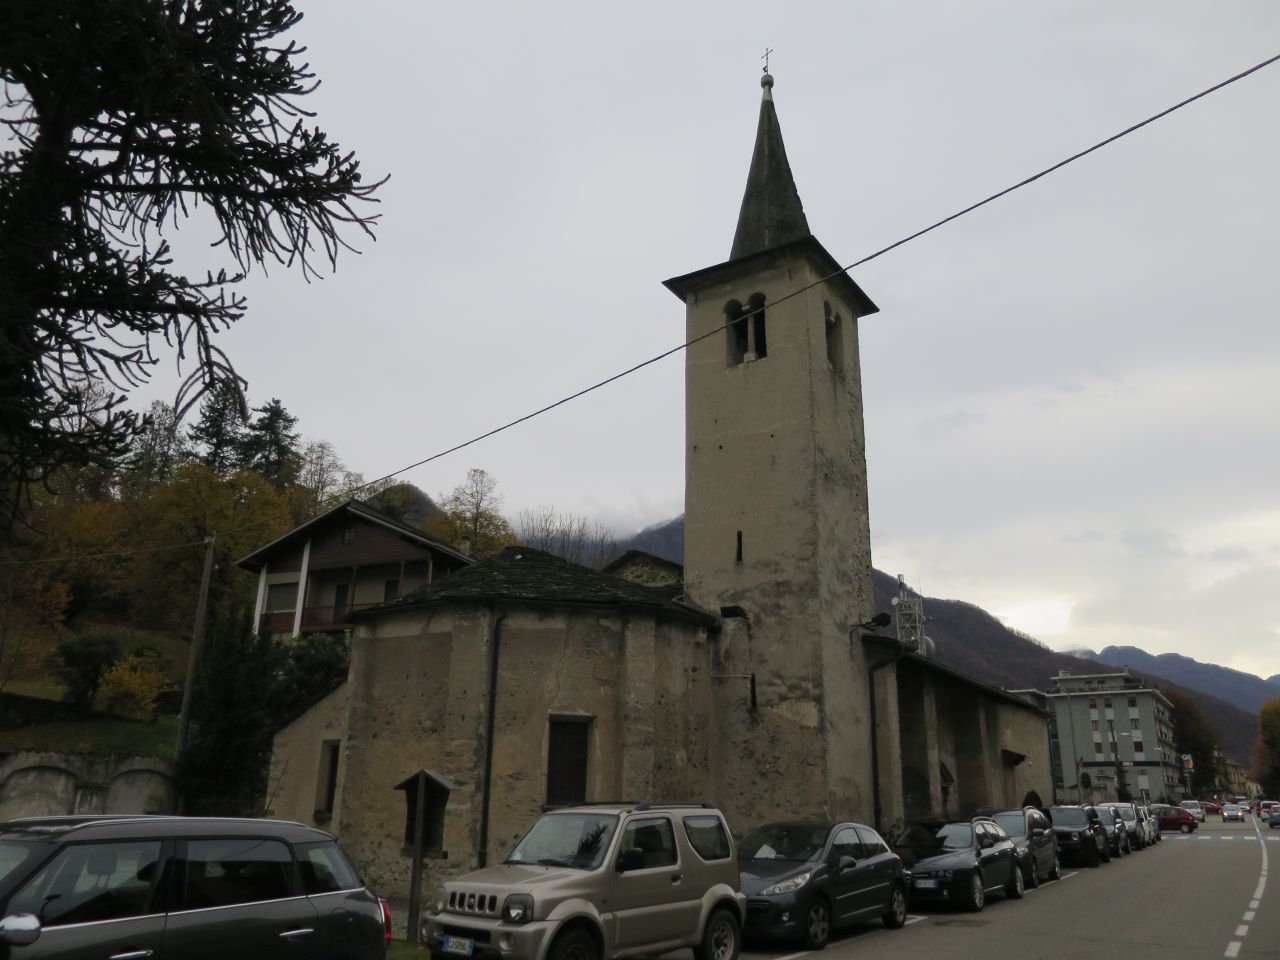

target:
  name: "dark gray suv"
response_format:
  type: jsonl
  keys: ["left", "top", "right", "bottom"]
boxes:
{"left": 0, "top": 815, "right": 389, "bottom": 959}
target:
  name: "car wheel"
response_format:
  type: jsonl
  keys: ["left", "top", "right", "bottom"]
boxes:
{"left": 883, "top": 884, "right": 908, "bottom": 929}
{"left": 549, "top": 928, "right": 599, "bottom": 960}
{"left": 1025, "top": 856, "right": 1039, "bottom": 889}
{"left": 1006, "top": 860, "right": 1025, "bottom": 899}
{"left": 801, "top": 899, "right": 831, "bottom": 951}
{"left": 1180, "top": 823, "right": 1192, "bottom": 834}
{"left": 965, "top": 871, "right": 985, "bottom": 912}
{"left": 1100, "top": 842, "right": 1112, "bottom": 863}
{"left": 1049, "top": 854, "right": 1061, "bottom": 881}
{"left": 696, "top": 909, "right": 740, "bottom": 960}
{"left": 1088, "top": 846, "right": 1102, "bottom": 868}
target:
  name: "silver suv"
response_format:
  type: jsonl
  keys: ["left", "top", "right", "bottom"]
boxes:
{"left": 424, "top": 803, "right": 745, "bottom": 960}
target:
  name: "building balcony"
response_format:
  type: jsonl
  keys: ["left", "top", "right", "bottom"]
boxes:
{"left": 258, "top": 603, "right": 383, "bottom": 635}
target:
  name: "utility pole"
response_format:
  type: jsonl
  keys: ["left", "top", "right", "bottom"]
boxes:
{"left": 176, "top": 535, "right": 216, "bottom": 763}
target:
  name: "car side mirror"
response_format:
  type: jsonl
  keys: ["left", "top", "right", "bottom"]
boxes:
{"left": 0, "top": 914, "right": 40, "bottom": 947}
{"left": 617, "top": 847, "right": 644, "bottom": 872}
{"left": 836, "top": 854, "right": 856, "bottom": 872}
{"left": 1031, "top": 827, "right": 1045, "bottom": 838}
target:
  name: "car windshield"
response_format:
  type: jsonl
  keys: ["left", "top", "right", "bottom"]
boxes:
{"left": 506, "top": 813, "right": 618, "bottom": 870}
{"left": 1115, "top": 807, "right": 1136, "bottom": 822}
{"left": 738, "top": 823, "right": 829, "bottom": 862}
{"left": 993, "top": 813, "right": 1027, "bottom": 837}
{"left": 0, "top": 841, "right": 41, "bottom": 886}
{"left": 1225, "top": 805, "right": 1242, "bottom": 812}
{"left": 894, "top": 822, "right": 972, "bottom": 851}
{"left": 1049, "top": 808, "right": 1088, "bottom": 828}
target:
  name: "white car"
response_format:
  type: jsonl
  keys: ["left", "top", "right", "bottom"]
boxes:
{"left": 1180, "top": 800, "right": 1206, "bottom": 822}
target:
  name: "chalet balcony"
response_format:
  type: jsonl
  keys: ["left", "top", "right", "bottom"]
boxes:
{"left": 258, "top": 603, "right": 382, "bottom": 635}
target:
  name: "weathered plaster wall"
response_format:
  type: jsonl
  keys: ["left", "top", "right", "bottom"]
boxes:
{"left": 0, "top": 753, "right": 173, "bottom": 820}
{"left": 269, "top": 602, "right": 711, "bottom": 904}
{"left": 266, "top": 682, "right": 349, "bottom": 826}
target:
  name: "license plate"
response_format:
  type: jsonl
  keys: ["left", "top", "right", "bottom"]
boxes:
{"left": 443, "top": 936, "right": 475, "bottom": 956}
{"left": 914, "top": 879, "right": 939, "bottom": 889}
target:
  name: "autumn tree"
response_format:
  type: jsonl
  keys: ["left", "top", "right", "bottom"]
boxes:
{"left": 1253, "top": 699, "right": 1280, "bottom": 797}
{"left": 238, "top": 398, "right": 301, "bottom": 488}
{"left": 0, "top": 0, "right": 382, "bottom": 533}
{"left": 1166, "top": 690, "right": 1223, "bottom": 796}
{"left": 125, "top": 401, "right": 187, "bottom": 496}
{"left": 426, "top": 469, "right": 516, "bottom": 559}
{"left": 516, "top": 506, "right": 618, "bottom": 568}
{"left": 365, "top": 482, "right": 440, "bottom": 529}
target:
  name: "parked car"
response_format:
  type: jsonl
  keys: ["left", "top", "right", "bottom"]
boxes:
{"left": 1047, "top": 806, "right": 1108, "bottom": 867}
{"left": 1136, "top": 805, "right": 1160, "bottom": 844}
{"left": 1152, "top": 804, "right": 1198, "bottom": 833}
{"left": 991, "top": 807, "right": 1060, "bottom": 888}
{"left": 1257, "top": 801, "right": 1278, "bottom": 820}
{"left": 1096, "top": 805, "right": 1130, "bottom": 856}
{"left": 737, "top": 820, "right": 907, "bottom": 949}
{"left": 1098, "top": 802, "right": 1145, "bottom": 850}
{"left": 1180, "top": 800, "right": 1206, "bottom": 822}
{"left": 0, "top": 815, "right": 390, "bottom": 960}
{"left": 1222, "top": 804, "right": 1246, "bottom": 823}
{"left": 892, "top": 817, "right": 1021, "bottom": 912}
{"left": 424, "top": 803, "right": 745, "bottom": 960}
{"left": 1201, "top": 801, "right": 1222, "bottom": 815}
{"left": 1269, "top": 808, "right": 1280, "bottom": 829}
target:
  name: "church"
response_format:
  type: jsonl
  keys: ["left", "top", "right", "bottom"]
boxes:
{"left": 262, "top": 72, "right": 1050, "bottom": 906}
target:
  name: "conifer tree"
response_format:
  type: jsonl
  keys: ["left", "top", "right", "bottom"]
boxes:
{"left": 186, "top": 382, "right": 246, "bottom": 472}
{"left": 239, "top": 399, "right": 302, "bottom": 487}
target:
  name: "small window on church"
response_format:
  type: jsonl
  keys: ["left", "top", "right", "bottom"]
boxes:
{"left": 547, "top": 717, "right": 591, "bottom": 806}
{"left": 825, "top": 301, "right": 844, "bottom": 375}
{"left": 748, "top": 293, "right": 768, "bottom": 360}
{"left": 725, "top": 300, "right": 747, "bottom": 366}
{"left": 314, "top": 740, "right": 340, "bottom": 822}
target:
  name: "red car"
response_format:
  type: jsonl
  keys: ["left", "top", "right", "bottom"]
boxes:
{"left": 1153, "top": 804, "right": 1198, "bottom": 833}
{"left": 1202, "top": 801, "right": 1222, "bottom": 814}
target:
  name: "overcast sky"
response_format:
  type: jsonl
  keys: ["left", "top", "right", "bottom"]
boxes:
{"left": 145, "top": 1, "right": 1279, "bottom": 679}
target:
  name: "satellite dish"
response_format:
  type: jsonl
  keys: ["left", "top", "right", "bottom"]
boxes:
{"left": 890, "top": 597, "right": 900, "bottom": 606}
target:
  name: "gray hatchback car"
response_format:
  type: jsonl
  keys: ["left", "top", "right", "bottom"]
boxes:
{"left": 0, "top": 815, "right": 389, "bottom": 959}
{"left": 424, "top": 802, "right": 745, "bottom": 960}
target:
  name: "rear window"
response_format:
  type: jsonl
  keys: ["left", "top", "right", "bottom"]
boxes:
{"left": 682, "top": 816, "right": 732, "bottom": 861}
{"left": 177, "top": 838, "right": 295, "bottom": 909}
{"left": 1049, "top": 808, "right": 1087, "bottom": 828}
{"left": 297, "top": 840, "right": 361, "bottom": 894}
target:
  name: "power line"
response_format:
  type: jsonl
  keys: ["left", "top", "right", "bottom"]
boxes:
{"left": 353, "top": 51, "right": 1280, "bottom": 494}
{"left": 0, "top": 539, "right": 209, "bottom": 566}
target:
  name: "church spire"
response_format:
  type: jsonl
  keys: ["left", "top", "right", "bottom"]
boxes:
{"left": 729, "top": 70, "right": 811, "bottom": 260}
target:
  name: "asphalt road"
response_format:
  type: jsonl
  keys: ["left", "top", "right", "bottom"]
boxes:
{"left": 723, "top": 816, "right": 1279, "bottom": 960}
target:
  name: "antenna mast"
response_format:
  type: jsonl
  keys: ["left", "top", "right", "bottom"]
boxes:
{"left": 891, "top": 574, "right": 930, "bottom": 656}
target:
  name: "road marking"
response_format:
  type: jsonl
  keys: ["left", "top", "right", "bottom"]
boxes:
{"left": 1249, "top": 900, "right": 1259, "bottom": 909}
{"left": 1225, "top": 942, "right": 1241, "bottom": 958}
{"left": 769, "top": 951, "right": 812, "bottom": 960}
{"left": 1235, "top": 925, "right": 1249, "bottom": 937}
{"left": 1059, "top": 871, "right": 1078, "bottom": 881}
{"left": 1244, "top": 911, "right": 1255, "bottom": 922}
{"left": 904, "top": 915, "right": 926, "bottom": 926}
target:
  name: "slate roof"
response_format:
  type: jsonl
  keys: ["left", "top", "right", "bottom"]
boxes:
{"left": 357, "top": 546, "right": 717, "bottom": 626}
{"left": 730, "top": 78, "right": 811, "bottom": 260}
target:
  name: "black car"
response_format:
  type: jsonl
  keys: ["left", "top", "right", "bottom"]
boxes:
{"left": 892, "top": 817, "right": 1022, "bottom": 912}
{"left": 1096, "top": 804, "right": 1130, "bottom": 856}
{"left": 991, "top": 807, "right": 1060, "bottom": 888}
{"left": 740, "top": 820, "right": 907, "bottom": 949}
{"left": 1047, "top": 805, "right": 1108, "bottom": 867}
{"left": 0, "top": 815, "right": 389, "bottom": 959}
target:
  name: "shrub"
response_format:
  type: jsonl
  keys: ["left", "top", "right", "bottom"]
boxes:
{"left": 100, "top": 654, "right": 167, "bottom": 718}
{"left": 55, "top": 632, "right": 125, "bottom": 710}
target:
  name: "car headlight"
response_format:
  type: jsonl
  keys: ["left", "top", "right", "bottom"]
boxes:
{"left": 432, "top": 885, "right": 447, "bottom": 914}
{"left": 761, "top": 872, "right": 813, "bottom": 896}
{"left": 502, "top": 894, "right": 534, "bottom": 924}
{"left": 934, "top": 869, "right": 954, "bottom": 879}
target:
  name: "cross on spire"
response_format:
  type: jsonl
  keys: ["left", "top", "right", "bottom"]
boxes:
{"left": 761, "top": 47, "right": 773, "bottom": 73}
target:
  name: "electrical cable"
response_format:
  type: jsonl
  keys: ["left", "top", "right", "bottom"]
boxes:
{"left": 351, "top": 50, "right": 1280, "bottom": 494}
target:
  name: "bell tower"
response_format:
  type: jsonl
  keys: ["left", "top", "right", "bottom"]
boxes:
{"left": 664, "top": 71, "right": 881, "bottom": 826}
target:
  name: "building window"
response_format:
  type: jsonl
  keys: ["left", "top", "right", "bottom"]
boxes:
{"left": 1128, "top": 696, "right": 1137, "bottom": 707}
{"left": 1134, "top": 741, "right": 1145, "bottom": 754}
{"left": 396, "top": 771, "right": 451, "bottom": 856}
{"left": 342, "top": 526, "right": 356, "bottom": 544}
{"left": 1103, "top": 697, "right": 1112, "bottom": 708}
{"left": 824, "top": 301, "right": 844, "bottom": 375}
{"left": 1088, "top": 697, "right": 1097, "bottom": 708}
{"left": 266, "top": 582, "right": 298, "bottom": 612}
{"left": 1091, "top": 720, "right": 1099, "bottom": 731}
{"left": 1131, "top": 718, "right": 1141, "bottom": 730}
{"left": 315, "top": 740, "right": 340, "bottom": 822}
{"left": 1095, "top": 742, "right": 1103, "bottom": 755}
{"left": 546, "top": 717, "right": 591, "bottom": 806}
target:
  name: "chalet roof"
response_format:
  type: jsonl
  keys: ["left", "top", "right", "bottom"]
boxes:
{"left": 357, "top": 546, "right": 717, "bottom": 627}
{"left": 235, "top": 498, "right": 473, "bottom": 572}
